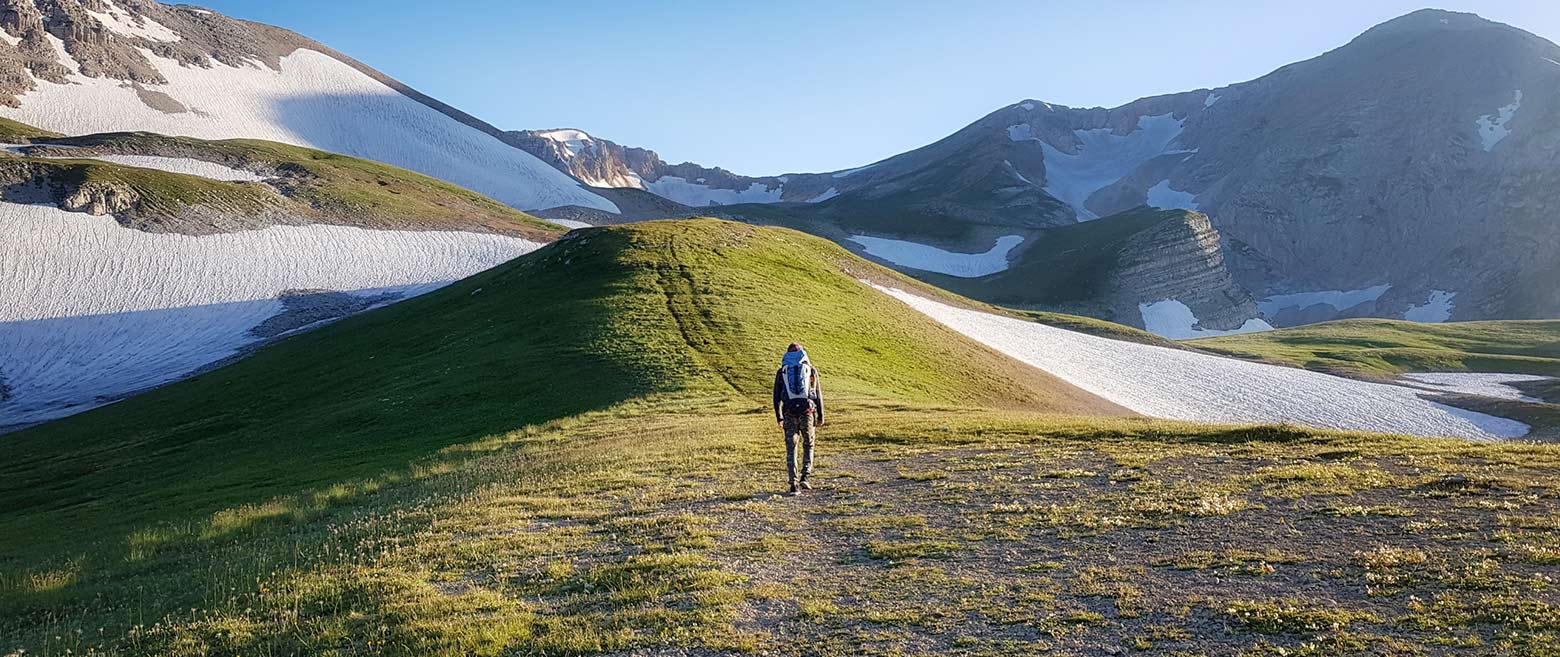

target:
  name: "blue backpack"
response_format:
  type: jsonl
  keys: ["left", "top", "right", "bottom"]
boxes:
{"left": 780, "top": 350, "right": 815, "bottom": 417}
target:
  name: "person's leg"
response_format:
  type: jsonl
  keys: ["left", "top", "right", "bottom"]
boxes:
{"left": 799, "top": 414, "right": 816, "bottom": 487}
{"left": 783, "top": 416, "right": 800, "bottom": 491}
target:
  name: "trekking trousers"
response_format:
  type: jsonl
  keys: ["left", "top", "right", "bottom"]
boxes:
{"left": 783, "top": 413, "right": 816, "bottom": 486}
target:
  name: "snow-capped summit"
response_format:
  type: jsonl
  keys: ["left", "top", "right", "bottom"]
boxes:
{"left": 0, "top": 0, "right": 615, "bottom": 214}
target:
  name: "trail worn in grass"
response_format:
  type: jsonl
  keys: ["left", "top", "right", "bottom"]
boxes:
{"left": 5, "top": 403, "right": 1560, "bottom": 656}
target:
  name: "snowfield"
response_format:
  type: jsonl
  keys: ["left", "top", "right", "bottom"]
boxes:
{"left": 1138, "top": 299, "right": 1273, "bottom": 339}
{"left": 0, "top": 48, "right": 616, "bottom": 213}
{"left": 644, "top": 176, "right": 783, "bottom": 206}
{"left": 1010, "top": 114, "right": 1187, "bottom": 220}
{"left": 874, "top": 286, "right": 1529, "bottom": 440}
{"left": 1399, "top": 373, "right": 1550, "bottom": 403}
{"left": 0, "top": 204, "right": 539, "bottom": 430}
{"left": 849, "top": 235, "right": 1024, "bottom": 278}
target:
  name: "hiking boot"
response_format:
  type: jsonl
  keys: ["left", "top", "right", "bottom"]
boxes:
{"left": 798, "top": 480, "right": 813, "bottom": 491}
{"left": 788, "top": 484, "right": 800, "bottom": 495}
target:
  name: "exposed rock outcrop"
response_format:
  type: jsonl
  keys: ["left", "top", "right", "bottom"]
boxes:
{"left": 1106, "top": 210, "right": 1259, "bottom": 331}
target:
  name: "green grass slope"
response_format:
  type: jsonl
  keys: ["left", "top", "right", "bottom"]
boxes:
{"left": 0, "top": 218, "right": 1120, "bottom": 561}
{"left": 1191, "top": 318, "right": 1560, "bottom": 381}
{"left": 917, "top": 207, "right": 1174, "bottom": 308}
{"left": 4, "top": 220, "right": 1560, "bottom": 657}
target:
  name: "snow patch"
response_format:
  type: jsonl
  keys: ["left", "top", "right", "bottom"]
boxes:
{"left": 807, "top": 187, "right": 840, "bottom": 203}
{"left": 1404, "top": 290, "right": 1455, "bottom": 322}
{"left": 1004, "top": 160, "right": 1033, "bottom": 186}
{"left": 548, "top": 219, "right": 593, "bottom": 229}
{"left": 536, "top": 129, "right": 591, "bottom": 158}
{"left": 1020, "top": 102, "right": 1036, "bottom": 110}
{"left": 1400, "top": 373, "right": 1550, "bottom": 403}
{"left": 87, "top": 0, "right": 182, "bottom": 43}
{"left": 1257, "top": 284, "right": 1391, "bottom": 316}
{"left": 875, "top": 286, "right": 1527, "bottom": 440}
{"left": 0, "top": 48, "right": 618, "bottom": 213}
{"left": 1145, "top": 179, "right": 1197, "bottom": 211}
{"left": 0, "top": 204, "right": 539, "bottom": 428}
{"left": 1203, "top": 93, "right": 1221, "bottom": 108}
{"left": 644, "top": 176, "right": 782, "bottom": 206}
{"left": 849, "top": 235, "right": 1024, "bottom": 278}
{"left": 43, "top": 34, "right": 79, "bottom": 75}
{"left": 1138, "top": 299, "right": 1272, "bottom": 339}
{"left": 1476, "top": 90, "right": 1521, "bottom": 151}
{"left": 1011, "top": 114, "right": 1187, "bottom": 220}
{"left": 831, "top": 163, "right": 877, "bottom": 178}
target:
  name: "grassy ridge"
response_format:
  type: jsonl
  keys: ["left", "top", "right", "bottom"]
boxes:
{"left": 6, "top": 128, "right": 563, "bottom": 238}
{"left": 0, "top": 219, "right": 1117, "bottom": 561}
{"left": 1192, "top": 318, "right": 1560, "bottom": 381}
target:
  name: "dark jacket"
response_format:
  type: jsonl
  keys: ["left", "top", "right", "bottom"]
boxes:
{"left": 773, "top": 365, "right": 824, "bottom": 424}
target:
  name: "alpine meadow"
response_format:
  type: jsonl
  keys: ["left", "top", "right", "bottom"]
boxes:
{"left": 3, "top": 2, "right": 1560, "bottom": 656}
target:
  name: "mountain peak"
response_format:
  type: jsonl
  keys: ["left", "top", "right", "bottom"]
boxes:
{"left": 1356, "top": 8, "right": 1508, "bottom": 41}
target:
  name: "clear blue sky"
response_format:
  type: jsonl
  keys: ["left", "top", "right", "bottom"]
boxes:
{"left": 197, "top": 1, "right": 1559, "bottom": 175}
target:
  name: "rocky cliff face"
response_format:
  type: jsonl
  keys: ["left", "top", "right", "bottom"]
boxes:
{"left": 1106, "top": 211, "right": 1260, "bottom": 332}
{"left": 507, "top": 128, "right": 810, "bottom": 206}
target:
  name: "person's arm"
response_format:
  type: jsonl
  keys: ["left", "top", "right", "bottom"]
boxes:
{"left": 812, "top": 367, "right": 824, "bottom": 425}
{"left": 773, "top": 369, "right": 784, "bottom": 423}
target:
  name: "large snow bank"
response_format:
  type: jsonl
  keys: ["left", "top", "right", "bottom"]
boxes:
{"left": 1257, "top": 284, "right": 1391, "bottom": 316}
{"left": 849, "top": 235, "right": 1024, "bottom": 278}
{"left": 875, "top": 285, "right": 1528, "bottom": 440}
{"left": 1404, "top": 290, "right": 1455, "bottom": 322}
{"left": 1138, "top": 299, "right": 1272, "bottom": 339}
{"left": 644, "top": 176, "right": 782, "bottom": 206}
{"left": 1476, "top": 90, "right": 1521, "bottom": 151}
{"left": 0, "top": 204, "right": 539, "bottom": 429}
{"left": 1010, "top": 114, "right": 1187, "bottom": 220}
{"left": 1400, "top": 373, "right": 1549, "bottom": 403}
{"left": 0, "top": 48, "right": 617, "bottom": 213}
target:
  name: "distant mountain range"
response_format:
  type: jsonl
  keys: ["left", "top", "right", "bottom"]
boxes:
{"left": 520, "top": 9, "right": 1560, "bottom": 330}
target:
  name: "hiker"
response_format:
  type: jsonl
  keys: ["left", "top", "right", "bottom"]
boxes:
{"left": 773, "top": 343, "right": 824, "bottom": 494}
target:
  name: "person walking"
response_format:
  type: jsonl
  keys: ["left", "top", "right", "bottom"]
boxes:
{"left": 773, "top": 343, "right": 824, "bottom": 494}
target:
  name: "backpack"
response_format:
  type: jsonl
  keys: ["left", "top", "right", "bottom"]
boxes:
{"left": 779, "top": 350, "right": 815, "bottom": 417}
